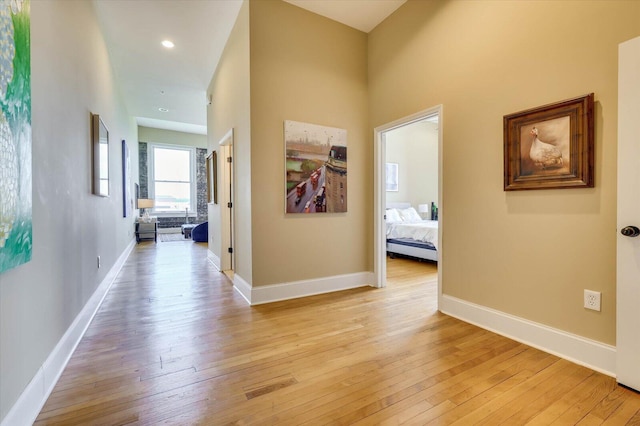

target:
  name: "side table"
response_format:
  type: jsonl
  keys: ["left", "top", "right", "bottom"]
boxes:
{"left": 136, "top": 218, "right": 157, "bottom": 243}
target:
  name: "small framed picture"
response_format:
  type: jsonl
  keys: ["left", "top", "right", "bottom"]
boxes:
{"left": 386, "top": 162, "right": 398, "bottom": 192}
{"left": 206, "top": 151, "right": 217, "bottom": 204}
{"left": 504, "top": 93, "right": 594, "bottom": 191}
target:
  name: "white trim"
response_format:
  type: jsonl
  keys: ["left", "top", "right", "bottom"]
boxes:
{"left": 233, "top": 272, "right": 375, "bottom": 306}
{"left": 440, "top": 294, "right": 616, "bottom": 377}
{"left": 1, "top": 240, "right": 135, "bottom": 426}
{"left": 233, "top": 273, "right": 252, "bottom": 304}
{"left": 207, "top": 249, "right": 221, "bottom": 271}
{"left": 218, "top": 128, "right": 234, "bottom": 147}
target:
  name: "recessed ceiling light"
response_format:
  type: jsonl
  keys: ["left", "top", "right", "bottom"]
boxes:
{"left": 161, "top": 40, "right": 174, "bottom": 49}
{"left": 158, "top": 108, "right": 169, "bottom": 112}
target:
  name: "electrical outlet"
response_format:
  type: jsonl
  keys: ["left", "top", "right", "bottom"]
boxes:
{"left": 97, "top": 256, "right": 101, "bottom": 269}
{"left": 584, "top": 289, "right": 601, "bottom": 311}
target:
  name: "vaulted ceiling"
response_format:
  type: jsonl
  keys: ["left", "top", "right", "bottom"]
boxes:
{"left": 93, "top": 0, "right": 406, "bottom": 135}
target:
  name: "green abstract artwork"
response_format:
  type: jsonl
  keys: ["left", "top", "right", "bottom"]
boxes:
{"left": 0, "top": 0, "right": 31, "bottom": 274}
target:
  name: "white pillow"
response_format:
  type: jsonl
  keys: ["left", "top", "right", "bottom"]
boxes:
{"left": 400, "top": 207, "right": 422, "bottom": 223}
{"left": 385, "top": 208, "right": 403, "bottom": 223}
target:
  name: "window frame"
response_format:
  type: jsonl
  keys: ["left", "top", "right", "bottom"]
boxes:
{"left": 147, "top": 143, "right": 197, "bottom": 217}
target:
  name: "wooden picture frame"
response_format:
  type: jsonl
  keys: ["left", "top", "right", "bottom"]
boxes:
{"left": 206, "top": 151, "right": 217, "bottom": 204}
{"left": 504, "top": 93, "right": 594, "bottom": 191}
{"left": 121, "top": 139, "right": 132, "bottom": 217}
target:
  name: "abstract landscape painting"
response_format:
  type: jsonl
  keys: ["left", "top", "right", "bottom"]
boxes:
{"left": 0, "top": 0, "right": 31, "bottom": 273}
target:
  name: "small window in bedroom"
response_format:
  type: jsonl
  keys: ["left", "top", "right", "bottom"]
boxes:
{"left": 386, "top": 162, "right": 398, "bottom": 191}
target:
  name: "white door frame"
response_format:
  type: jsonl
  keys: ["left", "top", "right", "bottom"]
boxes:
{"left": 373, "top": 105, "right": 443, "bottom": 303}
{"left": 219, "top": 128, "right": 234, "bottom": 272}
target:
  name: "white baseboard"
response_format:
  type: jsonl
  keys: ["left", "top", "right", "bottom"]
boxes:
{"left": 440, "top": 294, "right": 616, "bottom": 377}
{"left": 1, "top": 240, "right": 136, "bottom": 426}
{"left": 207, "top": 249, "right": 220, "bottom": 271}
{"left": 232, "top": 273, "right": 252, "bottom": 304}
{"left": 234, "top": 271, "right": 375, "bottom": 306}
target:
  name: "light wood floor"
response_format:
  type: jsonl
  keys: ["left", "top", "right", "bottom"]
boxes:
{"left": 35, "top": 243, "right": 640, "bottom": 425}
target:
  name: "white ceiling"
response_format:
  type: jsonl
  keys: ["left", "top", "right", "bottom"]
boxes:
{"left": 283, "top": 0, "right": 406, "bottom": 33}
{"left": 93, "top": 0, "right": 406, "bottom": 135}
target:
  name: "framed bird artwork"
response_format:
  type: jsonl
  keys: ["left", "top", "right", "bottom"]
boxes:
{"left": 503, "top": 93, "right": 594, "bottom": 191}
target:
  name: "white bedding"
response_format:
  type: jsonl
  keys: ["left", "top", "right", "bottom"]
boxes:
{"left": 386, "top": 220, "right": 439, "bottom": 250}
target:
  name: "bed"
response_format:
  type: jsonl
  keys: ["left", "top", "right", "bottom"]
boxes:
{"left": 386, "top": 202, "right": 438, "bottom": 262}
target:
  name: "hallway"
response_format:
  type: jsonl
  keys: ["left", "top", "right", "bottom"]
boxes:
{"left": 35, "top": 244, "right": 640, "bottom": 424}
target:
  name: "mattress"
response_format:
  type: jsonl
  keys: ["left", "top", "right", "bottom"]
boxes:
{"left": 386, "top": 220, "right": 439, "bottom": 250}
{"left": 386, "top": 238, "right": 436, "bottom": 251}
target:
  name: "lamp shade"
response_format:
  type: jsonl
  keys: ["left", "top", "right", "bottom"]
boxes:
{"left": 418, "top": 204, "right": 429, "bottom": 213}
{"left": 137, "top": 198, "right": 155, "bottom": 209}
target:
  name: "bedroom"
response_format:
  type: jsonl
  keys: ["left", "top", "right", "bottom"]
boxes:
{"left": 384, "top": 113, "right": 440, "bottom": 285}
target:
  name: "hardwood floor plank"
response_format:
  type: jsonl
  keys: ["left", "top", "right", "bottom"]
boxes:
{"left": 33, "top": 248, "right": 640, "bottom": 425}
{"left": 497, "top": 367, "right": 595, "bottom": 424}
{"left": 600, "top": 392, "right": 640, "bottom": 425}
{"left": 589, "top": 386, "right": 634, "bottom": 421}
{"left": 550, "top": 374, "right": 620, "bottom": 425}
{"left": 435, "top": 360, "right": 583, "bottom": 425}
{"left": 349, "top": 347, "right": 538, "bottom": 425}
{"left": 575, "top": 413, "right": 606, "bottom": 426}
{"left": 525, "top": 373, "right": 614, "bottom": 425}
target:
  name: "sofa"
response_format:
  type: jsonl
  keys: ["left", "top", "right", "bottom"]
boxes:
{"left": 192, "top": 221, "right": 208, "bottom": 242}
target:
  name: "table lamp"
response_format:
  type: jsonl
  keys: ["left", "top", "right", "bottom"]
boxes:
{"left": 418, "top": 203, "right": 429, "bottom": 220}
{"left": 138, "top": 198, "right": 155, "bottom": 222}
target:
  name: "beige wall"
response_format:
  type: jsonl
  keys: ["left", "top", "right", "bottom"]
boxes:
{"left": 249, "top": 0, "right": 370, "bottom": 286}
{"left": 0, "top": 1, "right": 137, "bottom": 421}
{"left": 207, "top": 1, "right": 252, "bottom": 281}
{"left": 369, "top": 0, "right": 640, "bottom": 345}
{"left": 138, "top": 126, "right": 207, "bottom": 148}
{"left": 386, "top": 121, "right": 439, "bottom": 211}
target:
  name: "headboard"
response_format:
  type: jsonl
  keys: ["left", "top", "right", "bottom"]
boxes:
{"left": 386, "top": 202, "right": 411, "bottom": 210}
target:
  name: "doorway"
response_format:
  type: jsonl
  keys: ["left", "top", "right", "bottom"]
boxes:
{"left": 219, "top": 129, "right": 234, "bottom": 273}
{"left": 373, "top": 106, "right": 443, "bottom": 307}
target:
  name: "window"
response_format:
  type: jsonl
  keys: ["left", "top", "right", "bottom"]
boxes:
{"left": 148, "top": 144, "right": 196, "bottom": 215}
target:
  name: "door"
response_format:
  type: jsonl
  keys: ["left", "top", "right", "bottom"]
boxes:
{"left": 227, "top": 145, "right": 234, "bottom": 269}
{"left": 219, "top": 129, "right": 234, "bottom": 272}
{"left": 616, "top": 36, "right": 640, "bottom": 391}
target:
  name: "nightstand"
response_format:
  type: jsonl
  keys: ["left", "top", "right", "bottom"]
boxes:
{"left": 135, "top": 218, "right": 157, "bottom": 243}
